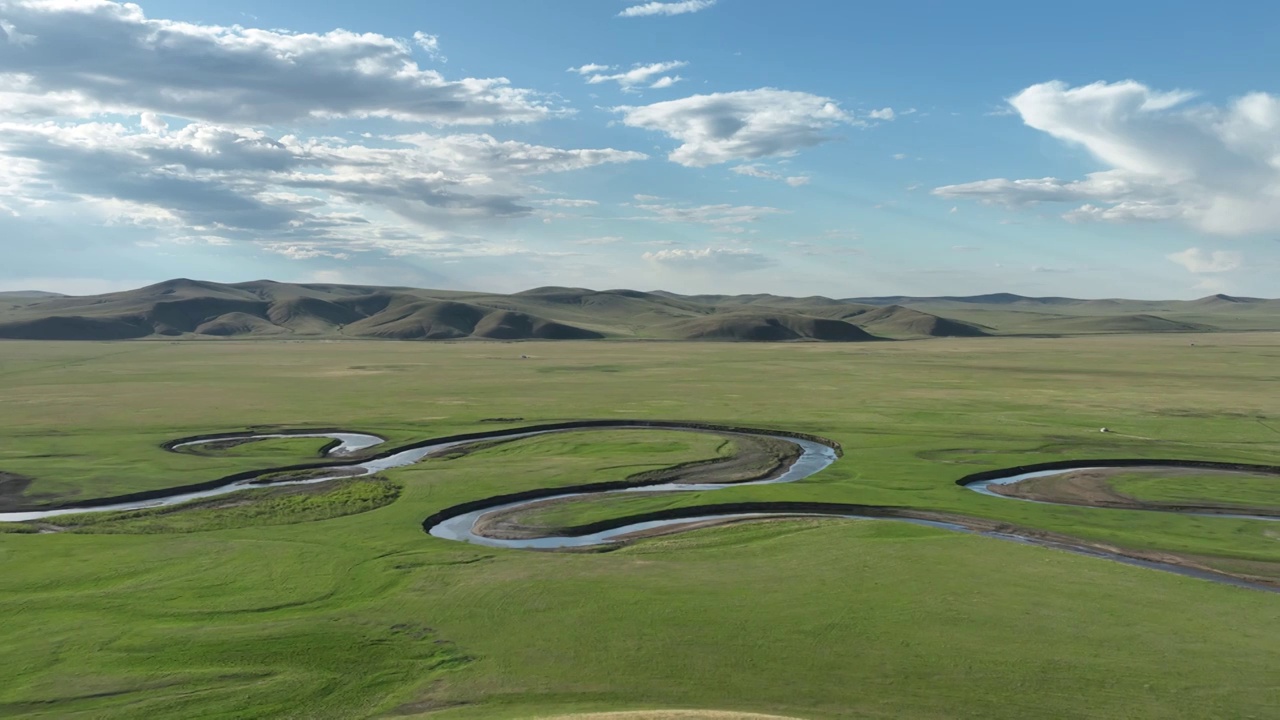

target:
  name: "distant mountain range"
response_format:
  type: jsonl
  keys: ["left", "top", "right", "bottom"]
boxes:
{"left": 0, "top": 279, "right": 1276, "bottom": 341}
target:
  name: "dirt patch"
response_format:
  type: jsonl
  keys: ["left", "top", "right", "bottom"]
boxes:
{"left": 989, "top": 466, "right": 1280, "bottom": 517}
{"left": 177, "top": 438, "right": 258, "bottom": 454}
{"left": 0, "top": 472, "right": 34, "bottom": 501}
{"left": 628, "top": 434, "right": 801, "bottom": 486}
{"left": 0, "top": 472, "right": 60, "bottom": 512}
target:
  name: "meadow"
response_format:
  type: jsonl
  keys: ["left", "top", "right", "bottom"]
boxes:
{"left": 2, "top": 334, "right": 1279, "bottom": 719}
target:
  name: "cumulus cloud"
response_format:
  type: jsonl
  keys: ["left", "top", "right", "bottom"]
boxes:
{"left": 619, "top": 1, "right": 717, "bottom": 18}
{"left": 934, "top": 80, "right": 1280, "bottom": 235}
{"left": 569, "top": 61, "right": 686, "bottom": 91}
{"left": 1167, "top": 247, "right": 1243, "bottom": 273}
{"left": 615, "top": 88, "right": 855, "bottom": 166}
{"left": 642, "top": 246, "right": 772, "bottom": 270}
{"left": 867, "top": 107, "right": 895, "bottom": 121}
{"left": 0, "top": 1, "right": 554, "bottom": 124}
{"left": 731, "top": 164, "right": 810, "bottom": 186}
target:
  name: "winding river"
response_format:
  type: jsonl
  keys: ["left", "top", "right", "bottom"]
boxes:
{"left": 2, "top": 423, "right": 1276, "bottom": 593}
{"left": 965, "top": 467, "right": 1280, "bottom": 522}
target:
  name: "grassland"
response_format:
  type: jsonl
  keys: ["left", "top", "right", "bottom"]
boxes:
{"left": 1107, "top": 469, "right": 1280, "bottom": 509}
{"left": 2, "top": 334, "right": 1280, "bottom": 718}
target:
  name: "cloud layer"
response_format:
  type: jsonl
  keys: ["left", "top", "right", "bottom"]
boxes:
{"left": 935, "top": 80, "right": 1280, "bottom": 235}
{"left": 0, "top": 0, "right": 554, "bottom": 125}
{"left": 0, "top": 119, "right": 644, "bottom": 256}
{"left": 0, "top": 1, "right": 661, "bottom": 266}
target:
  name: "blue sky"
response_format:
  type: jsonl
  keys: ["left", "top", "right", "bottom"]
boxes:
{"left": 0, "top": 0, "right": 1277, "bottom": 298}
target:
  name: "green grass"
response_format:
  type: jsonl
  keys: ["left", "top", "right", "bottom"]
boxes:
{"left": 2, "top": 335, "right": 1280, "bottom": 718}
{"left": 1107, "top": 469, "right": 1280, "bottom": 509}
{"left": 46, "top": 477, "right": 403, "bottom": 534}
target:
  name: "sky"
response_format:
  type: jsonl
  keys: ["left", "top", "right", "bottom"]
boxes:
{"left": 0, "top": 0, "right": 1278, "bottom": 299}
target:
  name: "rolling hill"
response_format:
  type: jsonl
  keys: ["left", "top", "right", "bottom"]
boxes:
{"left": 0, "top": 280, "right": 1274, "bottom": 341}
{"left": 668, "top": 313, "right": 877, "bottom": 342}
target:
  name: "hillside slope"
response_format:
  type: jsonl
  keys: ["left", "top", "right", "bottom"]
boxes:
{"left": 2, "top": 280, "right": 1274, "bottom": 340}
{"left": 0, "top": 279, "right": 604, "bottom": 342}
{"left": 669, "top": 313, "right": 879, "bottom": 342}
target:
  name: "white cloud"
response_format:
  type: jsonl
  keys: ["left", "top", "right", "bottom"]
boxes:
{"left": 574, "top": 236, "right": 623, "bottom": 245}
{"left": 539, "top": 198, "right": 599, "bottom": 208}
{"left": 139, "top": 112, "right": 167, "bottom": 135}
{"left": 570, "top": 61, "right": 687, "bottom": 91}
{"left": 265, "top": 244, "right": 352, "bottom": 261}
{"left": 0, "top": 18, "right": 35, "bottom": 46}
{"left": 731, "top": 164, "right": 810, "bottom": 186}
{"left": 868, "top": 107, "right": 895, "bottom": 121}
{"left": 0, "top": 1, "right": 554, "bottom": 125}
{"left": 412, "top": 32, "right": 446, "bottom": 62}
{"left": 615, "top": 88, "right": 855, "bottom": 166}
{"left": 0, "top": 120, "right": 645, "bottom": 253}
{"left": 1167, "top": 247, "right": 1242, "bottom": 273}
{"left": 619, "top": 1, "right": 717, "bottom": 18}
{"left": 935, "top": 80, "right": 1280, "bottom": 235}
{"left": 630, "top": 201, "right": 786, "bottom": 231}
{"left": 893, "top": 153, "right": 907, "bottom": 160}
{"left": 414, "top": 32, "right": 450, "bottom": 63}
{"left": 642, "top": 246, "right": 772, "bottom": 270}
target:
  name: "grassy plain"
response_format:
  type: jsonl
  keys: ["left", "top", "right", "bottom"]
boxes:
{"left": 1107, "top": 470, "right": 1280, "bottom": 509}
{"left": 2, "top": 334, "right": 1279, "bottom": 718}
